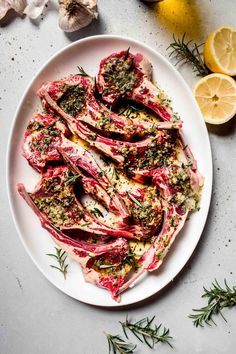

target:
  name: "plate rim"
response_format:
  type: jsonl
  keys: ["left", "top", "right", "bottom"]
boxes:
{"left": 6, "top": 34, "right": 213, "bottom": 307}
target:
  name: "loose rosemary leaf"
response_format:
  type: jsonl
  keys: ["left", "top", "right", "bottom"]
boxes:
{"left": 105, "top": 333, "right": 136, "bottom": 354}
{"left": 47, "top": 247, "right": 69, "bottom": 279}
{"left": 90, "top": 207, "right": 104, "bottom": 218}
{"left": 64, "top": 174, "right": 80, "bottom": 186}
{"left": 167, "top": 34, "right": 210, "bottom": 77}
{"left": 189, "top": 279, "right": 236, "bottom": 327}
{"left": 127, "top": 191, "right": 143, "bottom": 208}
{"left": 120, "top": 316, "right": 173, "bottom": 349}
{"left": 77, "top": 66, "right": 90, "bottom": 77}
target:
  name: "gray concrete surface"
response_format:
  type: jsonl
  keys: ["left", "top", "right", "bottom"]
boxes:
{"left": 1, "top": 1, "right": 236, "bottom": 353}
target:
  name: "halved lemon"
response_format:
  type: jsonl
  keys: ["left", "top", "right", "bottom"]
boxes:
{"left": 204, "top": 26, "right": 236, "bottom": 76}
{"left": 193, "top": 73, "right": 236, "bottom": 124}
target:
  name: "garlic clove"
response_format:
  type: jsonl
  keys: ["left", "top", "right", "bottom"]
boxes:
{"left": 0, "top": 0, "right": 11, "bottom": 20}
{"left": 8, "top": 0, "right": 27, "bottom": 12}
{"left": 0, "top": 0, "right": 27, "bottom": 20}
{"left": 23, "top": 0, "right": 49, "bottom": 19}
{"left": 58, "top": 0, "right": 98, "bottom": 33}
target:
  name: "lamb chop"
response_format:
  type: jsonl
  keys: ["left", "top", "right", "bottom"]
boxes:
{"left": 17, "top": 185, "right": 134, "bottom": 300}
{"left": 97, "top": 50, "right": 200, "bottom": 173}
{"left": 58, "top": 136, "right": 129, "bottom": 219}
{"left": 22, "top": 113, "right": 69, "bottom": 173}
{"left": 17, "top": 166, "right": 138, "bottom": 239}
{"left": 116, "top": 185, "right": 163, "bottom": 238}
{"left": 153, "top": 163, "right": 203, "bottom": 213}
{"left": 97, "top": 49, "right": 180, "bottom": 122}
{"left": 116, "top": 158, "right": 203, "bottom": 294}
{"left": 117, "top": 200, "right": 188, "bottom": 296}
{"left": 69, "top": 120, "right": 177, "bottom": 183}
{"left": 37, "top": 74, "right": 181, "bottom": 141}
{"left": 22, "top": 113, "right": 129, "bottom": 220}
{"left": 58, "top": 136, "right": 165, "bottom": 238}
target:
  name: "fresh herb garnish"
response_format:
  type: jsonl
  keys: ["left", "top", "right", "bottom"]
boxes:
{"left": 59, "top": 85, "right": 85, "bottom": 117}
{"left": 112, "top": 167, "right": 119, "bottom": 180}
{"left": 65, "top": 174, "right": 80, "bottom": 186}
{"left": 81, "top": 222, "right": 93, "bottom": 227}
{"left": 118, "top": 104, "right": 144, "bottom": 118}
{"left": 127, "top": 191, "right": 143, "bottom": 208}
{"left": 189, "top": 279, "right": 236, "bottom": 327}
{"left": 105, "top": 333, "right": 136, "bottom": 354}
{"left": 102, "top": 52, "right": 137, "bottom": 95}
{"left": 77, "top": 66, "right": 90, "bottom": 77}
{"left": 88, "top": 133, "right": 97, "bottom": 140}
{"left": 47, "top": 247, "right": 68, "bottom": 279}
{"left": 90, "top": 207, "right": 104, "bottom": 218}
{"left": 124, "top": 47, "right": 130, "bottom": 60}
{"left": 120, "top": 316, "right": 173, "bottom": 349}
{"left": 167, "top": 34, "right": 210, "bottom": 76}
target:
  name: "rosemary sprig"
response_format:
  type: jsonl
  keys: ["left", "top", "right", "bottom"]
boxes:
{"left": 120, "top": 316, "right": 173, "bottom": 349}
{"left": 80, "top": 222, "right": 93, "bottom": 227}
{"left": 124, "top": 47, "right": 130, "bottom": 60}
{"left": 47, "top": 247, "right": 68, "bottom": 279}
{"left": 90, "top": 207, "right": 104, "bottom": 218}
{"left": 65, "top": 174, "right": 80, "bottom": 186}
{"left": 105, "top": 333, "right": 136, "bottom": 354}
{"left": 189, "top": 279, "right": 236, "bottom": 327}
{"left": 167, "top": 34, "right": 210, "bottom": 76}
{"left": 127, "top": 191, "right": 143, "bottom": 208}
{"left": 77, "top": 66, "right": 90, "bottom": 77}
{"left": 118, "top": 104, "right": 143, "bottom": 118}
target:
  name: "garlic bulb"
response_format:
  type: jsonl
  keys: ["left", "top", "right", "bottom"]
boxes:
{"left": 0, "top": 0, "right": 26, "bottom": 20}
{"left": 23, "top": 0, "right": 49, "bottom": 19}
{"left": 58, "top": 0, "right": 97, "bottom": 32}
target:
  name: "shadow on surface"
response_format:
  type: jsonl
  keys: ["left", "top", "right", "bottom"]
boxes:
{"left": 64, "top": 17, "right": 106, "bottom": 42}
{"left": 0, "top": 9, "right": 24, "bottom": 27}
{"left": 206, "top": 116, "right": 236, "bottom": 137}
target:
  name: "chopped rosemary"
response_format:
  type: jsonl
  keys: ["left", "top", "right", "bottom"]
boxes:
{"left": 124, "top": 47, "right": 130, "bottom": 60}
{"left": 189, "top": 279, "right": 236, "bottom": 327}
{"left": 64, "top": 174, "right": 80, "bottom": 186}
{"left": 112, "top": 167, "right": 119, "bottom": 180}
{"left": 90, "top": 207, "right": 104, "bottom": 218}
{"left": 81, "top": 222, "right": 92, "bottom": 227}
{"left": 127, "top": 191, "right": 143, "bottom": 208}
{"left": 47, "top": 247, "right": 68, "bottom": 279}
{"left": 167, "top": 34, "right": 210, "bottom": 76}
{"left": 77, "top": 66, "right": 90, "bottom": 77}
{"left": 120, "top": 316, "right": 173, "bottom": 349}
{"left": 105, "top": 333, "right": 136, "bottom": 354}
{"left": 118, "top": 104, "right": 143, "bottom": 119}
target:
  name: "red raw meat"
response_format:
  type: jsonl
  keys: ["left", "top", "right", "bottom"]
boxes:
{"left": 69, "top": 120, "right": 176, "bottom": 183}
{"left": 97, "top": 50, "right": 180, "bottom": 122}
{"left": 38, "top": 74, "right": 181, "bottom": 141}
{"left": 17, "top": 166, "right": 138, "bottom": 239}
{"left": 22, "top": 113, "right": 69, "bottom": 172}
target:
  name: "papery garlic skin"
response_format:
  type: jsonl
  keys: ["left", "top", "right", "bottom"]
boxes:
{"left": 0, "top": 0, "right": 27, "bottom": 20}
{"left": 58, "top": 0, "right": 98, "bottom": 32}
{"left": 23, "top": 0, "right": 49, "bottom": 19}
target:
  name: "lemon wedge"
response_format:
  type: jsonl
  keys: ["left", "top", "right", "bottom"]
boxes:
{"left": 193, "top": 73, "right": 236, "bottom": 124}
{"left": 204, "top": 26, "right": 236, "bottom": 76}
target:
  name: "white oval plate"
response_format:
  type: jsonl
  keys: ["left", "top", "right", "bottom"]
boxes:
{"left": 7, "top": 35, "right": 212, "bottom": 307}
